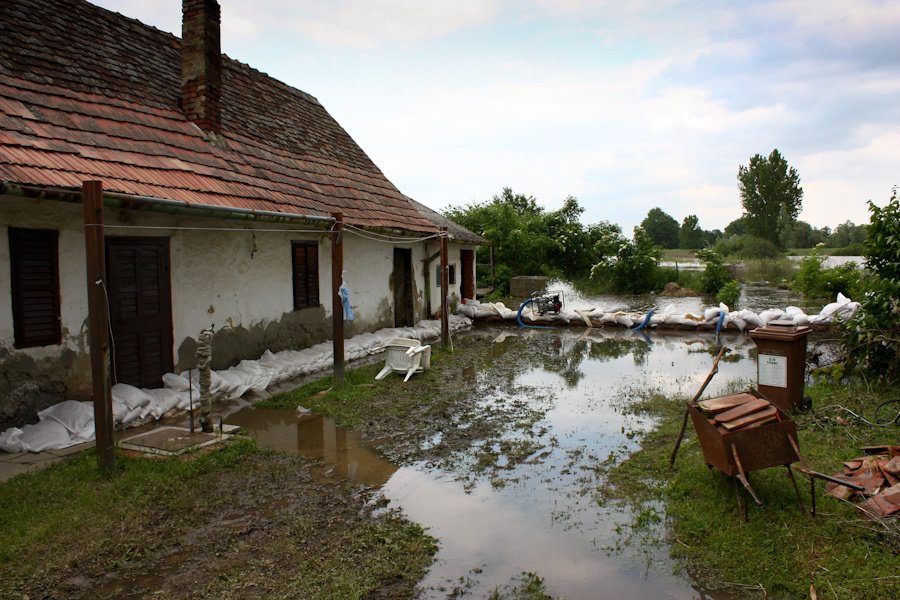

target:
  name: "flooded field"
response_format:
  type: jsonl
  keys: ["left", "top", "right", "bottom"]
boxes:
{"left": 219, "top": 286, "right": 830, "bottom": 599}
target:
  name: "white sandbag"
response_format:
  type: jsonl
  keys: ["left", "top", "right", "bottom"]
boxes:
{"left": 738, "top": 309, "right": 764, "bottom": 328}
{"left": 664, "top": 305, "right": 683, "bottom": 325}
{"left": 785, "top": 306, "right": 809, "bottom": 325}
{"left": 112, "top": 400, "right": 130, "bottom": 424}
{"left": 111, "top": 383, "right": 152, "bottom": 410}
{"left": 704, "top": 306, "right": 723, "bottom": 321}
{"left": 162, "top": 372, "right": 193, "bottom": 392}
{"left": 212, "top": 368, "right": 254, "bottom": 399}
{"left": 38, "top": 401, "right": 94, "bottom": 439}
{"left": 120, "top": 405, "right": 144, "bottom": 428}
{"left": 681, "top": 314, "right": 705, "bottom": 327}
{"left": 145, "top": 388, "right": 181, "bottom": 419}
{"left": 728, "top": 311, "right": 747, "bottom": 332}
{"left": 758, "top": 308, "right": 785, "bottom": 324}
{"left": 0, "top": 427, "right": 25, "bottom": 452}
{"left": 459, "top": 304, "right": 476, "bottom": 318}
{"left": 3, "top": 420, "right": 72, "bottom": 453}
{"left": 614, "top": 313, "right": 634, "bottom": 327}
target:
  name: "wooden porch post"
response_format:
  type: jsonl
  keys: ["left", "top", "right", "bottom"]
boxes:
{"left": 331, "top": 212, "right": 344, "bottom": 383}
{"left": 83, "top": 180, "right": 116, "bottom": 476}
{"left": 440, "top": 227, "right": 449, "bottom": 348}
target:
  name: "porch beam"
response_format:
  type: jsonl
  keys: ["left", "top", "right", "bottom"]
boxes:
{"left": 83, "top": 180, "right": 116, "bottom": 477}
{"left": 332, "top": 212, "right": 345, "bottom": 384}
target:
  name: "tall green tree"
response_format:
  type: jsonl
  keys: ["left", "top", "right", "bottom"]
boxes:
{"left": 443, "top": 188, "right": 608, "bottom": 291}
{"left": 737, "top": 149, "right": 803, "bottom": 248}
{"left": 443, "top": 188, "right": 550, "bottom": 280}
{"left": 679, "top": 214, "right": 705, "bottom": 249}
{"left": 641, "top": 207, "right": 680, "bottom": 249}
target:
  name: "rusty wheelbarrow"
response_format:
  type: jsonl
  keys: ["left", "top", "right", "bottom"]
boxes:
{"left": 685, "top": 389, "right": 864, "bottom": 520}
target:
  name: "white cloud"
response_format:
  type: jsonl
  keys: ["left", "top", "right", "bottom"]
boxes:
{"left": 291, "top": 0, "right": 498, "bottom": 48}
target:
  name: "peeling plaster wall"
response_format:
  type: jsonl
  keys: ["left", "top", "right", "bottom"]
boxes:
{"left": 1, "top": 195, "right": 432, "bottom": 428}
{"left": 1, "top": 197, "right": 91, "bottom": 429}
{"left": 420, "top": 241, "right": 467, "bottom": 317}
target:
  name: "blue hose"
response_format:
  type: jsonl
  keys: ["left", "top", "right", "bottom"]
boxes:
{"left": 517, "top": 298, "right": 555, "bottom": 329}
{"left": 632, "top": 310, "right": 655, "bottom": 331}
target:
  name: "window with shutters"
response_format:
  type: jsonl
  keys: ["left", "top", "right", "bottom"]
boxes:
{"left": 292, "top": 241, "right": 319, "bottom": 310}
{"left": 9, "top": 228, "right": 61, "bottom": 348}
{"left": 435, "top": 264, "right": 456, "bottom": 286}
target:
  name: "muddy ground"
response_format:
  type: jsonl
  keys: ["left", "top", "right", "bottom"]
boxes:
{"left": 3, "top": 329, "right": 551, "bottom": 600}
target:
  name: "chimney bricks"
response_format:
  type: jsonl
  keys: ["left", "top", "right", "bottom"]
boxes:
{"left": 181, "top": 0, "right": 221, "bottom": 135}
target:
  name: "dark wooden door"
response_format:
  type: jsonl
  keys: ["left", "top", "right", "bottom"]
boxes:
{"left": 393, "top": 248, "right": 414, "bottom": 327}
{"left": 460, "top": 249, "right": 475, "bottom": 301}
{"left": 106, "top": 237, "right": 174, "bottom": 389}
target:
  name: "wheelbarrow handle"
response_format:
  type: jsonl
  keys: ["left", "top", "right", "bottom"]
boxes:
{"left": 792, "top": 466, "right": 866, "bottom": 492}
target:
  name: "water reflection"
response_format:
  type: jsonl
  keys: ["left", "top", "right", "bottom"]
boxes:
{"left": 551, "top": 279, "right": 826, "bottom": 316}
{"left": 224, "top": 407, "right": 396, "bottom": 487}
{"left": 230, "top": 326, "right": 766, "bottom": 599}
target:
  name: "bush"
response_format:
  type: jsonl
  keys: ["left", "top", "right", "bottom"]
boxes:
{"left": 591, "top": 227, "right": 663, "bottom": 294}
{"left": 711, "top": 234, "right": 781, "bottom": 260}
{"left": 696, "top": 248, "right": 733, "bottom": 295}
{"left": 790, "top": 244, "right": 861, "bottom": 299}
{"left": 838, "top": 188, "right": 900, "bottom": 380}
{"left": 827, "top": 242, "right": 865, "bottom": 256}
{"left": 717, "top": 280, "right": 742, "bottom": 308}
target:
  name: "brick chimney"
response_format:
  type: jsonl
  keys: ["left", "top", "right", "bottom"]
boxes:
{"left": 181, "top": 0, "right": 222, "bottom": 135}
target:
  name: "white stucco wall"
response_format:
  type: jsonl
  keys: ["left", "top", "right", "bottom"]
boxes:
{"left": 420, "top": 242, "right": 474, "bottom": 316}
{"left": 3, "top": 194, "right": 463, "bottom": 403}
{"left": 0, "top": 197, "right": 90, "bottom": 359}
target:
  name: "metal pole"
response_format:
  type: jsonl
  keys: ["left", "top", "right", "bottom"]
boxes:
{"left": 440, "top": 227, "right": 449, "bottom": 348}
{"left": 332, "top": 212, "right": 345, "bottom": 384}
{"left": 83, "top": 181, "right": 116, "bottom": 476}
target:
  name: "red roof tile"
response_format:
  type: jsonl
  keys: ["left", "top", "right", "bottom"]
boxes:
{"left": 0, "top": 0, "right": 441, "bottom": 235}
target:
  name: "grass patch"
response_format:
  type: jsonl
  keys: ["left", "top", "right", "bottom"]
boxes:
{"left": 0, "top": 438, "right": 437, "bottom": 600}
{"left": 597, "top": 377, "right": 900, "bottom": 599}
{"left": 257, "top": 363, "right": 387, "bottom": 429}
{"left": 736, "top": 258, "right": 797, "bottom": 284}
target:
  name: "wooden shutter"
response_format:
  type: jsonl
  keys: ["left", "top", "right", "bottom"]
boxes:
{"left": 292, "top": 241, "right": 319, "bottom": 309}
{"left": 9, "top": 228, "right": 61, "bottom": 348}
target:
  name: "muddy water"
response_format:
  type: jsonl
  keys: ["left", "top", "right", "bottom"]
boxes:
{"left": 224, "top": 324, "right": 767, "bottom": 600}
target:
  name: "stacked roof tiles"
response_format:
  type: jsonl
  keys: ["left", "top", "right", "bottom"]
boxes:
{"left": 0, "top": 0, "right": 440, "bottom": 235}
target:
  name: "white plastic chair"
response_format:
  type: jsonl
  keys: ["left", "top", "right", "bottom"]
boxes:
{"left": 374, "top": 338, "right": 431, "bottom": 382}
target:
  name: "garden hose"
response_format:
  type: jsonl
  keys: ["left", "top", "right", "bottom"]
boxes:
{"left": 874, "top": 398, "right": 900, "bottom": 425}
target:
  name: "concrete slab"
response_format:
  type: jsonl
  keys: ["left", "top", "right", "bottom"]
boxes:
{"left": 48, "top": 442, "right": 94, "bottom": 457}
{"left": 118, "top": 425, "right": 238, "bottom": 457}
{"left": 6, "top": 451, "right": 56, "bottom": 464}
{"left": 0, "top": 460, "right": 30, "bottom": 482}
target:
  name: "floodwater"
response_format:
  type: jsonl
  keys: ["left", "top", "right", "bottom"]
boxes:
{"left": 223, "top": 287, "right": 818, "bottom": 600}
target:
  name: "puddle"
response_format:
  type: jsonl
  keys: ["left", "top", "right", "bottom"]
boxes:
{"left": 223, "top": 407, "right": 398, "bottom": 488}
{"left": 224, "top": 323, "right": 769, "bottom": 599}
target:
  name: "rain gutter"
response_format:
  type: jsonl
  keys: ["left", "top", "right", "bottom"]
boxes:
{"left": 0, "top": 182, "right": 336, "bottom": 226}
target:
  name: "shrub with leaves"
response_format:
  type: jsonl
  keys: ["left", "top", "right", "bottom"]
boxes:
{"left": 695, "top": 248, "right": 733, "bottom": 296}
{"left": 838, "top": 188, "right": 900, "bottom": 380}
{"left": 717, "top": 280, "right": 742, "bottom": 309}
{"left": 590, "top": 227, "right": 663, "bottom": 294}
{"left": 790, "top": 243, "right": 861, "bottom": 299}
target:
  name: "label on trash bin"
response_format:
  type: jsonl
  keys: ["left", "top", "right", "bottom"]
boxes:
{"left": 758, "top": 354, "right": 787, "bottom": 388}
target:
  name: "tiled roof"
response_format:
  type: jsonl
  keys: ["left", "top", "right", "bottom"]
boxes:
{"left": 0, "top": 0, "right": 438, "bottom": 234}
{"left": 405, "top": 196, "right": 488, "bottom": 245}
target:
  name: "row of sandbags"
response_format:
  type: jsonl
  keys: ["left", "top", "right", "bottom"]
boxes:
{"left": 0, "top": 316, "right": 472, "bottom": 453}
{"left": 456, "top": 293, "right": 860, "bottom": 331}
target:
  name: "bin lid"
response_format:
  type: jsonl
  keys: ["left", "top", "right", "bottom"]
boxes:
{"left": 749, "top": 321, "right": 810, "bottom": 341}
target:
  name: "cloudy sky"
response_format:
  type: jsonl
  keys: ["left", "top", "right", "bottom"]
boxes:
{"left": 93, "top": 0, "right": 899, "bottom": 235}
